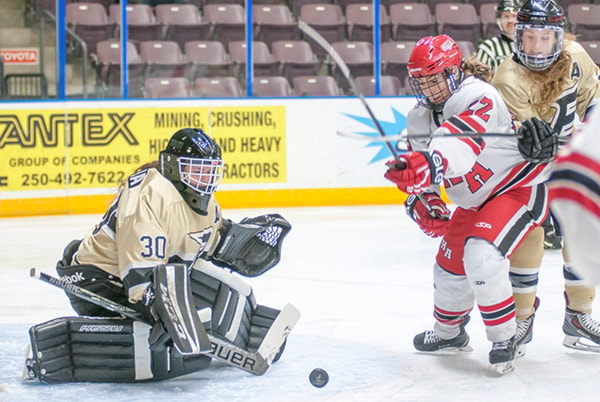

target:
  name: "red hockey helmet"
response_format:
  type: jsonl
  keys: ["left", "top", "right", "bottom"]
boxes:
{"left": 407, "top": 35, "right": 463, "bottom": 110}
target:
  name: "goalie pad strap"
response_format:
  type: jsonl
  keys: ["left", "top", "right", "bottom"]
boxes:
{"left": 26, "top": 316, "right": 211, "bottom": 383}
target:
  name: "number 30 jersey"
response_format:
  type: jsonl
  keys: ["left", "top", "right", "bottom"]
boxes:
{"left": 407, "top": 75, "right": 549, "bottom": 209}
{"left": 75, "top": 168, "right": 223, "bottom": 302}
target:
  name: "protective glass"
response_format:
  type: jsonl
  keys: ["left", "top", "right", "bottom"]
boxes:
{"left": 179, "top": 157, "right": 224, "bottom": 195}
{"left": 515, "top": 24, "right": 564, "bottom": 71}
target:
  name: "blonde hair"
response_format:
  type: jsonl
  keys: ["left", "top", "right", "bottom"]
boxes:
{"left": 463, "top": 54, "right": 493, "bottom": 83}
{"left": 525, "top": 34, "right": 576, "bottom": 117}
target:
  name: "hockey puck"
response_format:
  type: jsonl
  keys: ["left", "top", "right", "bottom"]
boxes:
{"left": 309, "top": 368, "right": 329, "bottom": 388}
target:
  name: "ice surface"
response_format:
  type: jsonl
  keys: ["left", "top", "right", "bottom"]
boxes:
{"left": 1, "top": 206, "right": 600, "bottom": 401}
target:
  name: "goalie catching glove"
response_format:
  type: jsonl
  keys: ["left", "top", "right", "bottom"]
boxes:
{"left": 517, "top": 117, "right": 558, "bottom": 164}
{"left": 209, "top": 214, "right": 291, "bottom": 277}
{"left": 405, "top": 191, "right": 451, "bottom": 238}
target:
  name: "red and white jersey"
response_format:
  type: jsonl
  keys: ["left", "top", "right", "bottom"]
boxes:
{"left": 549, "top": 106, "right": 600, "bottom": 283}
{"left": 407, "top": 76, "right": 550, "bottom": 209}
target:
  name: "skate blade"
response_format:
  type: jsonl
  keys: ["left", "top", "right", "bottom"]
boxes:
{"left": 516, "top": 344, "right": 527, "bottom": 358}
{"left": 563, "top": 335, "right": 600, "bottom": 353}
{"left": 418, "top": 345, "right": 474, "bottom": 355}
{"left": 492, "top": 360, "right": 515, "bottom": 375}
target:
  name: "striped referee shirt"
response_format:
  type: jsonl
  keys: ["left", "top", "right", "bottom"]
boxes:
{"left": 476, "top": 34, "right": 515, "bottom": 72}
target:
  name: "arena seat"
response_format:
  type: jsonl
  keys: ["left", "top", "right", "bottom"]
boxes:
{"left": 66, "top": 2, "right": 116, "bottom": 54}
{"left": 345, "top": 3, "right": 391, "bottom": 42}
{"left": 204, "top": 3, "right": 246, "bottom": 46}
{"left": 195, "top": 76, "right": 244, "bottom": 97}
{"left": 292, "top": 75, "right": 342, "bottom": 97}
{"left": 155, "top": 4, "right": 210, "bottom": 51}
{"left": 252, "top": 76, "right": 293, "bottom": 97}
{"left": 389, "top": 3, "right": 436, "bottom": 42}
{"left": 271, "top": 40, "right": 321, "bottom": 82}
{"left": 184, "top": 40, "right": 231, "bottom": 79}
{"left": 435, "top": 3, "right": 481, "bottom": 46}
{"left": 144, "top": 77, "right": 194, "bottom": 98}
{"left": 139, "top": 40, "right": 188, "bottom": 78}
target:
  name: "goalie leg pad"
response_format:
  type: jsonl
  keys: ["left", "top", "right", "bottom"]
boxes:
{"left": 190, "top": 264, "right": 290, "bottom": 362}
{"left": 25, "top": 316, "right": 211, "bottom": 383}
{"left": 150, "top": 264, "right": 211, "bottom": 355}
{"left": 190, "top": 264, "right": 256, "bottom": 348}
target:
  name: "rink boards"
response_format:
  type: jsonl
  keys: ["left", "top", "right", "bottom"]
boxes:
{"left": 0, "top": 96, "right": 418, "bottom": 216}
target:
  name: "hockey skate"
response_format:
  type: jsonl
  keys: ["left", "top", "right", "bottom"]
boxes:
{"left": 563, "top": 308, "right": 600, "bottom": 352}
{"left": 413, "top": 317, "right": 472, "bottom": 354}
{"left": 514, "top": 297, "right": 540, "bottom": 358}
{"left": 542, "top": 216, "right": 562, "bottom": 249}
{"left": 489, "top": 337, "right": 517, "bottom": 375}
{"left": 543, "top": 225, "right": 563, "bottom": 249}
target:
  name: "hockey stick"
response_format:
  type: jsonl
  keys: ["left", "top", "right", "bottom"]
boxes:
{"left": 298, "top": 21, "right": 443, "bottom": 218}
{"left": 30, "top": 268, "right": 299, "bottom": 376}
{"left": 337, "top": 130, "right": 520, "bottom": 142}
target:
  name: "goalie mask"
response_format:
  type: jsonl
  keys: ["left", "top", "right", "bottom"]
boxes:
{"left": 160, "top": 128, "right": 223, "bottom": 215}
{"left": 515, "top": 0, "right": 565, "bottom": 71}
{"left": 407, "top": 35, "right": 463, "bottom": 112}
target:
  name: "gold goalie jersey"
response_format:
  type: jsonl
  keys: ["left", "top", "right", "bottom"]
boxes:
{"left": 74, "top": 168, "right": 223, "bottom": 302}
{"left": 493, "top": 40, "right": 600, "bottom": 140}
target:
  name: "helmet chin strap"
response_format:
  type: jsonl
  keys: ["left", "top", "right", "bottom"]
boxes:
{"left": 175, "top": 182, "right": 210, "bottom": 216}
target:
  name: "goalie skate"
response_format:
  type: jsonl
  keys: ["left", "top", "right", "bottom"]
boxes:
{"left": 563, "top": 308, "right": 600, "bottom": 353}
{"left": 23, "top": 345, "right": 35, "bottom": 381}
{"left": 489, "top": 338, "right": 517, "bottom": 375}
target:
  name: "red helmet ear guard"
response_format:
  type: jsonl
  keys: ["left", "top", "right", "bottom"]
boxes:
{"left": 407, "top": 35, "right": 463, "bottom": 78}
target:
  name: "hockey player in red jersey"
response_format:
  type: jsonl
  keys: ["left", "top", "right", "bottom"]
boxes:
{"left": 25, "top": 128, "right": 298, "bottom": 383}
{"left": 384, "top": 35, "right": 551, "bottom": 374}
{"left": 493, "top": 0, "right": 600, "bottom": 353}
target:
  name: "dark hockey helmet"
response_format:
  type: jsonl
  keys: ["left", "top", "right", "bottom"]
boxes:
{"left": 496, "top": 0, "right": 521, "bottom": 37}
{"left": 515, "top": 0, "right": 565, "bottom": 71}
{"left": 407, "top": 35, "right": 463, "bottom": 111}
{"left": 159, "top": 128, "right": 223, "bottom": 215}
{"left": 497, "top": 0, "right": 521, "bottom": 18}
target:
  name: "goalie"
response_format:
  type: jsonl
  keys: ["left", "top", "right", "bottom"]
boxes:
{"left": 25, "top": 128, "right": 297, "bottom": 383}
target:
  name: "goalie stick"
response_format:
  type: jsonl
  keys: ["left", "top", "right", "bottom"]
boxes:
{"left": 30, "top": 268, "right": 300, "bottom": 376}
{"left": 298, "top": 21, "right": 442, "bottom": 219}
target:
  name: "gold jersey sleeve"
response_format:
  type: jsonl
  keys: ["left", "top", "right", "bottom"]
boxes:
{"left": 493, "top": 40, "right": 600, "bottom": 137}
{"left": 76, "top": 168, "right": 222, "bottom": 302}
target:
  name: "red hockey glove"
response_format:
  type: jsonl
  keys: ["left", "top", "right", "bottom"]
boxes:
{"left": 384, "top": 151, "right": 446, "bottom": 194}
{"left": 405, "top": 192, "right": 451, "bottom": 238}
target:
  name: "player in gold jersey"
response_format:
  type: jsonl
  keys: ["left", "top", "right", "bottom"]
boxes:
{"left": 493, "top": 0, "right": 600, "bottom": 352}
